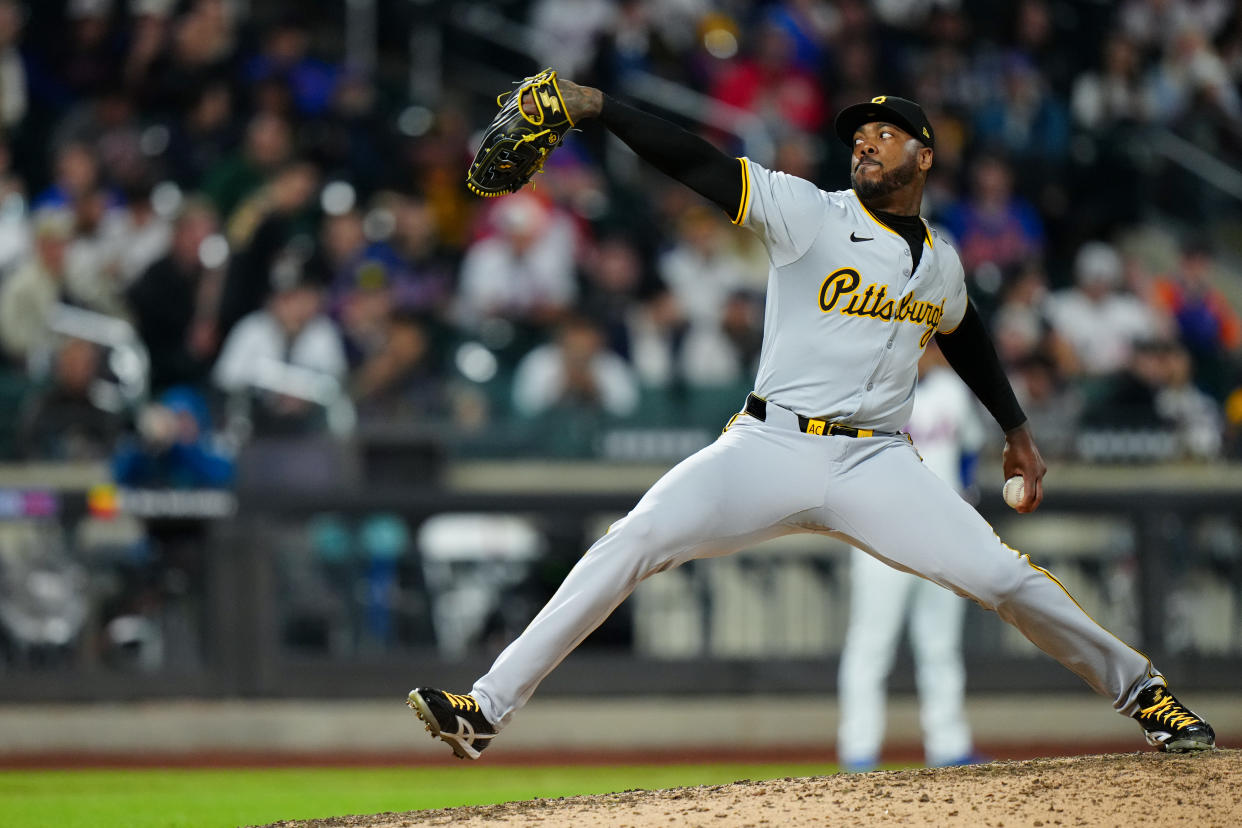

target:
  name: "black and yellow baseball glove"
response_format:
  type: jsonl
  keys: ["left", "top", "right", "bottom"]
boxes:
{"left": 466, "top": 68, "right": 575, "bottom": 198}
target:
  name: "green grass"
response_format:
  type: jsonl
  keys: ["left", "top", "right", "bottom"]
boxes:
{"left": 0, "top": 762, "right": 853, "bottom": 828}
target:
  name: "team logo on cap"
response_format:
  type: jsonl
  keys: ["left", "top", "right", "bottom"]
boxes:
{"left": 871, "top": 95, "right": 887, "bottom": 104}
{"left": 923, "top": 127, "right": 930, "bottom": 138}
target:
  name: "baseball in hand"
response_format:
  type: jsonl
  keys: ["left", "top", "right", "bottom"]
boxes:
{"left": 1003, "top": 476, "right": 1025, "bottom": 509}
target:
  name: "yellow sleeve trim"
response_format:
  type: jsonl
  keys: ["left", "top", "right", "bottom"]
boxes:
{"left": 732, "top": 157, "right": 751, "bottom": 226}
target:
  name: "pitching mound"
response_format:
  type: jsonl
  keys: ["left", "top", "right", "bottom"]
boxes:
{"left": 264, "top": 749, "right": 1239, "bottom": 827}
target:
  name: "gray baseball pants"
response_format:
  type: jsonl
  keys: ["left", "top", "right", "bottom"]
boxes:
{"left": 471, "top": 403, "right": 1160, "bottom": 729}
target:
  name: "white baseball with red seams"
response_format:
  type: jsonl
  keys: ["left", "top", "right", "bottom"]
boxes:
{"left": 468, "top": 159, "right": 1164, "bottom": 733}
{"left": 1004, "top": 475, "right": 1026, "bottom": 509}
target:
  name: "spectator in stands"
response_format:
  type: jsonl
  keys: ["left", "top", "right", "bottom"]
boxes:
{"left": 244, "top": 15, "right": 341, "bottom": 118}
{"left": 1071, "top": 35, "right": 1149, "bottom": 132}
{"left": 0, "top": 0, "right": 27, "bottom": 134}
{"left": 1079, "top": 337, "right": 1172, "bottom": 439}
{"left": 64, "top": 186, "right": 130, "bottom": 319}
{"left": 126, "top": 198, "right": 222, "bottom": 393}
{"left": 1152, "top": 238, "right": 1242, "bottom": 397}
{"left": 386, "top": 191, "right": 455, "bottom": 314}
{"left": 529, "top": 0, "right": 616, "bottom": 80}
{"left": 344, "top": 293, "right": 438, "bottom": 423}
{"left": 1010, "top": 0, "right": 1080, "bottom": 95}
{"left": 202, "top": 111, "right": 294, "bottom": 221}
{"left": 1120, "top": 0, "right": 1232, "bottom": 56}
{"left": 939, "top": 155, "right": 1044, "bottom": 280}
{"left": 315, "top": 72, "right": 391, "bottom": 197}
{"left": 1143, "top": 21, "right": 1240, "bottom": 127}
{"left": 121, "top": 0, "right": 173, "bottom": 99}
{"left": 1155, "top": 341, "right": 1224, "bottom": 459}
{"left": 908, "top": 9, "right": 975, "bottom": 113}
{"left": 763, "top": 0, "right": 836, "bottom": 75}
{"left": 106, "top": 178, "right": 173, "bottom": 288}
{"left": 58, "top": 0, "right": 123, "bottom": 101}
{"left": 112, "top": 385, "right": 233, "bottom": 488}
{"left": 213, "top": 251, "right": 347, "bottom": 435}
{"left": 972, "top": 53, "right": 1071, "bottom": 164}
{"left": 53, "top": 82, "right": 146, "bottom": 191}
{"left": 512, "top": 314, "right": 639, "bottom": 418}
{"left": 457, "top": 192, "right": 578, "bottom": 340}
{"left": 33, "top": 141, "right": 102, "bottom": 211}
{"left": 0, "top": 208, "right": 74, "bottom": 365}
{"left": 828, "top": 38, "right": 882, "bottom": 121}
{"left": 1082, "top": 337, "right": 1224, "bottom": 461}
{"left": 590, "top": 0, "right": 708, "bottom": 88}
{"left": 990, "top": 260, "right": 1074, "bottom": 372}
{"left": 577, "top": 232, "right": 658, "bottom": 361}
{"left": 164, "top": 79, "right": 238, "bottom": 188}
{"left": 330, "top": 219, "right": 444, "bottom": 420}
{"left": 215, "top": 157, "right": 322, "bottom": 339}
{"left": 710, "top": 19, "right": 827, "bottom": 133}
{"left": 1011, "top": 353, "right": 1082, "bottom": 461}
{"left": 1225, "top": 377, "right": 1242, "bottom": 459}
{"left": 658, "top": 204, "right": 757, "bottom": 329}
{"left": 134, "top": 0, "right": 236, "bottom": 116}
{"left": 16, "top": 336, "right": 121, "bottom": 461}
{"left": 1048, "top": 241, "right": 1164, "bottom": 378}
{"left": 322, "top": 208, "right": 369, "bottom": 299}
{"left": 224, "top": 156, "right": 319, "bottom": 248}
{"left": 679, "top": 289, "right": 764, "bottom": 388}
{"left": 407, "top": 103, "right": 476, "bottom": 254}
{"left": 0, "top": 139, "right": 28, "bottom": 275}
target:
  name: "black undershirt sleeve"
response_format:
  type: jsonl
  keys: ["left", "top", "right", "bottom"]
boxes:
{"left": 934, "top": 302, "right": 1028, "bottom": 432}
{"left": 598, "top": 94, "right": 744, "bottom": 219}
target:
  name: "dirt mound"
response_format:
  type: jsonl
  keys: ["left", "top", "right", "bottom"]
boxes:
{"left": 263, "top": 749, "right": 1239, "bottom": 827}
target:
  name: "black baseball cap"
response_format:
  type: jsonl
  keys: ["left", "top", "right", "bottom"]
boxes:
{"left": 834, "top": 95, "right": 934, "bottom": 150}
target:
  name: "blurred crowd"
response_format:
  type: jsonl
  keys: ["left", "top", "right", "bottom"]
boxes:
{"left": 0, "top": 0, "right": 1241, "bottom": 479}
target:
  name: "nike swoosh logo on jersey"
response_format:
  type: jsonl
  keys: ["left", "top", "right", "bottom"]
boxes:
{"left": 850, "top": 232, "right": 873, "bottom": 242}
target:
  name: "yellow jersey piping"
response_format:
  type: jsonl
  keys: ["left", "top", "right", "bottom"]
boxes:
{"left": 732, "top": 157, "right": 751, "bottom": 226}
{"left": 854, "top": 190, "right": 933, "bottom": 248}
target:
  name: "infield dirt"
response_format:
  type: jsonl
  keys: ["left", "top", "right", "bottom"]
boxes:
{"left": 260, "top": 748, "right": 1239, "bottom": 827}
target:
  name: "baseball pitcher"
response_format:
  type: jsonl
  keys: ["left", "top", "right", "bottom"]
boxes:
{"left": 408, "top": 76, "right": 1215, "bottom": 762}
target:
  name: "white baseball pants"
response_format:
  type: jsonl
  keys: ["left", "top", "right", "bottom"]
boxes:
{"left": 837, "top": 548, "right": 972, "bottom": 767}
{"left": 471, "top": 405, "right": 1160, "bottom": 729}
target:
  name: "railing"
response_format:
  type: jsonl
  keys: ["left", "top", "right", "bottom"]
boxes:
{"left": 1148, "top": 128, "right": 1242, "bottom": 203}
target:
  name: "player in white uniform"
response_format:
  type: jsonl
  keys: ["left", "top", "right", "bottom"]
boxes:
{"left": 408, "top": 83, "right": 1215, "bottom": 762}
{"left": 837, "top": 343, "right": 983, "bottom": 771}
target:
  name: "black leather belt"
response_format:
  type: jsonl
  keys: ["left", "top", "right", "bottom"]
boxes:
{"left": 743, "top": 393, "right": 898, "bottom": 438}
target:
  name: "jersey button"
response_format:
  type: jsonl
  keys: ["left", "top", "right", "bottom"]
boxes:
{"left": 902, "top": 249, "right": 910, "bottom": 257}
{"left": 902, "top": 268, "right": 910, "bottom": 276}
{"left": 886, "top": 340, "right": 894, "bottom": 349}
{"left": 866, "top": 382, "right": 874, "bottom": 390}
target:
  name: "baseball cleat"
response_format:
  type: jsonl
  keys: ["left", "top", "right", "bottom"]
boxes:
{"left": 407, "top": 688, "right": 496, "bottom": 760}
{"left": 1133, "top": 684, "right": 1215, "bottom": 752}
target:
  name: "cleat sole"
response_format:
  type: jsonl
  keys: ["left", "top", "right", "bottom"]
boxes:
{"left": 1162, "top": 739, "right": 1216, "bottom": 753}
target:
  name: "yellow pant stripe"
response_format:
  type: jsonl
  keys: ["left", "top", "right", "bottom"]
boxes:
{"left": 1006, "top": 541, "right": 1159, "bottom": 675}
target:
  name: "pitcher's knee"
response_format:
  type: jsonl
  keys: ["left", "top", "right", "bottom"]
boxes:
{"left": 944, "top": 558, "right": 1028, "bottom": 612}
{"left": 589, "top": 511, "right": 685, "bottom": 582}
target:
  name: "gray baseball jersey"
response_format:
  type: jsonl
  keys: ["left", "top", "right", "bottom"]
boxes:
{"left": 738, "top": 158, "right": 967, "bottom": 430}
{"left": 469, "top": 159, "right": 1163, "bottom": 733}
